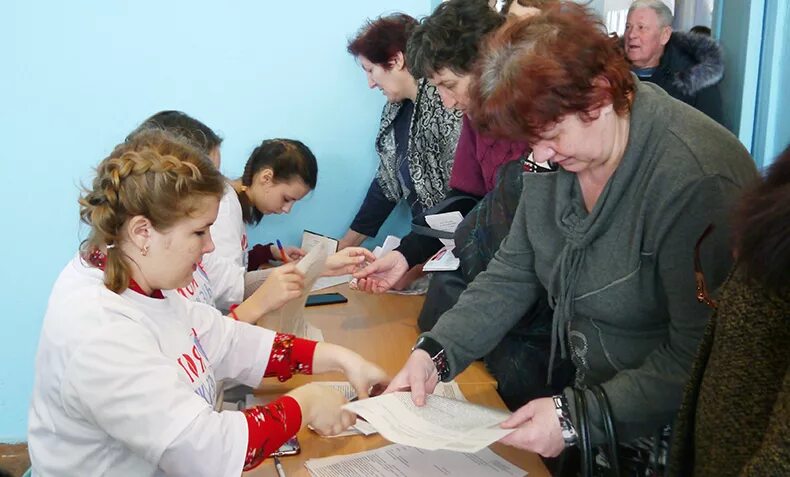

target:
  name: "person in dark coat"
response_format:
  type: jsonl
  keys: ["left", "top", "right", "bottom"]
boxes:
{"left": 624, "top": 0, "right": 724, "bottom": 124}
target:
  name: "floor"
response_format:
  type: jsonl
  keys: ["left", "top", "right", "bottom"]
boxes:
{"left": 0, "top": 443, "right": 29, "bottom": 477}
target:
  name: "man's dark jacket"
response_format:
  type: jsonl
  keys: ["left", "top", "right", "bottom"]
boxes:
{"left": 641, "top": 32, "right": 724, "bottom": 124}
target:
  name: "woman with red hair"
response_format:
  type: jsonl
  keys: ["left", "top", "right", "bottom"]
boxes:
{"left": 381, "top": 3, "right": 759, "bottom": 472}
{"left": 339, "top": 13, "right": 462, "bottom": 250}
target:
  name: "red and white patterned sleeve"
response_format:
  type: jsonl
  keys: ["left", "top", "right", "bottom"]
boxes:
{"left": 264, "top": 333, "right": 317, "bottom": 382}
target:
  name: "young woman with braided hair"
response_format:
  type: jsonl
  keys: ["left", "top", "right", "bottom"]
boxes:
{"left": 28, "top": 129, "right": 388, "bottom": 476}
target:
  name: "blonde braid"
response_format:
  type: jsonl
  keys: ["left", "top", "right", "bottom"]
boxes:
{"left": 79, "top": 129, "right": 224, "bottom": 293}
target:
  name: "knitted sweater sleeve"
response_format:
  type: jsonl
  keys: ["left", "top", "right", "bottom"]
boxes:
{"left": 424, "top": 186, "right": 543, "bottom": 378}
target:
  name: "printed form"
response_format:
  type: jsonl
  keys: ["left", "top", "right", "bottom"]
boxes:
{"left": 343, "top": 392, "right": 514, "bottom": 453}
{"left": 311, "top": 381, "right": 466, "bottom": 438}
{"left": 305, "top": 444, "right": 527, "bottom": 477}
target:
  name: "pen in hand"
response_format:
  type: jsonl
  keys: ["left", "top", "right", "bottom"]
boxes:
{"left": 273, "top": 455, "right": 287, "bottom": 477}
{"left": 276, "top": 239, "right": 289, "bottom": 263}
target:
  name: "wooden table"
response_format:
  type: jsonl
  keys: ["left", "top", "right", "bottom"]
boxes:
{"left": 244, "top": 285, "right": 549, "bottom": 477}
{"left": 270, "top": 284, "right": 497, "bottom": 386}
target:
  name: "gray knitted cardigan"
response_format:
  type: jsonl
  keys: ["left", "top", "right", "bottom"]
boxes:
{"left": 423, "top": 81, "right": 758, "bottom": 444}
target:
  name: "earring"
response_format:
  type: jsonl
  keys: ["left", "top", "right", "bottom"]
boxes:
{"left": 141, "top": 244, "right": 149, "bottom": 256}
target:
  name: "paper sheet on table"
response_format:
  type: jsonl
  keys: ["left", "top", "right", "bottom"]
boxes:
{"left": 257, "top": 245, "right": 328, "bottom": 337}
{"left": 304, "top": 443, "right": 527, "bottom": 477}
{"left": 343, "top": 391, "right": 513, "bottom": 452}
{"left": 310, "top": 274, "right": 351, "bottom": 291}
{"left": 424, "top": 211, "right": 464, "bottom": 247}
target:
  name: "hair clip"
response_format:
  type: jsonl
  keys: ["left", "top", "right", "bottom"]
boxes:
{"left": 106, "top": 243, "right": 116, "bottom": 249}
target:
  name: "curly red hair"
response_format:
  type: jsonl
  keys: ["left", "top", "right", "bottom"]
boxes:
{"left": 469, "top": 2, "right": 634, "bottom": 141}
{"left": 347, "top": 13, "right": 418, "bottom": 69}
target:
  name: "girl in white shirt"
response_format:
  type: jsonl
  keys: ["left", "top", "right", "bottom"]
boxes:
{"left": 129, "top": 112, "right": 370, "bottom": 317}
{"left": 28, "top": 129, "right": 387, "bottom": 476}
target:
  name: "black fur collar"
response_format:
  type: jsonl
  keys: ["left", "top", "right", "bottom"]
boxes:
{"left": 666, "top": 32, "right": 724, "bottom": 96}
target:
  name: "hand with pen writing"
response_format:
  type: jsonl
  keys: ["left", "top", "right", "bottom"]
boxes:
{"left": 269, "top": 243, "right": 305, "bottom": 262}
{"left": 383, "top": 349, "right": 439, "bottom": 406}
{"left": 351, "top": 251, "right": 410, "bottom": 293}
{"left": 324, "top": 247, "right": 377, "bottom": 277}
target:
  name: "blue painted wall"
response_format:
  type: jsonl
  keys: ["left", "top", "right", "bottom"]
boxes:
{"left": 716, "top": 0, "right": 789, "bottom": 167}
{"left": 715, "top": 0, "right": 765, "bottom": 142}
{"left": 752, "top": 0, "right": 790, "bottom": 167}
{"left": 0, "top": 0, "right": 429, "bottom": 442}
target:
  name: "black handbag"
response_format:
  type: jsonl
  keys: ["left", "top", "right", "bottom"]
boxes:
{"left": 410, "top": 194, "right": 480, "bottom": 240}
{"left": 560, "top": 384, "right": 621, "bottom": 477}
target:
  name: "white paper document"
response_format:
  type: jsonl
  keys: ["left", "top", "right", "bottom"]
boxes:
{"left": 302, "top": 230, "right": 339, "bottom": 257}
{"left": 343, "top": 392, "right": 513, "bottom": 453}
{"left": 311, "top": 274, "right": 352, "bottom": 291}
{"left": 422, "top": 245, "right": 461, "bottom": 272}
{"left": 304, "top": 444, "right": 527, "bottom": 477}
{"left": 258, "top": 245, "right": 329, "bottom": 336}
{"left": 315, "top": 381, "right": 467, "bottom": 437}
{"left": 424, "top": 211, "right": 464, "bottom": 247}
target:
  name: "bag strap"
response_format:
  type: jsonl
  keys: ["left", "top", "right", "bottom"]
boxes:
{"left": 590, "top": 385, "right": 621, "bottom": 477}
{"left": 694, "top": 224, "right": 718, "bottom": 310}
{"left": 411, "top": 195, "right": 477, "bottom": 240}
{"left": 410, "top": 224, "right": 456, "bottom": 240}
{"left": 574, "top": 390, "right": 593, "bottom": 477}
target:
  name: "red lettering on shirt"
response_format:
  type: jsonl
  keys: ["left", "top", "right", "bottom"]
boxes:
{"left": 177, "top": 356, "right": 195, "bottom": 383}
{"left": 192, "top": 345, "right": 206, "bottom": 373}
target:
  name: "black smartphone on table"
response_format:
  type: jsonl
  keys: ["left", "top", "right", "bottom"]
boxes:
{"left": 305, "top": 292, "right": 348, "bottom": 307}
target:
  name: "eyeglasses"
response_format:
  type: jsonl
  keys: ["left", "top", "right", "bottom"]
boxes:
{"left": 521, "top": 153, "right": 556, "bottom": 173}
{"left": 694, "top": 224, "right": 718, "bottom": 310}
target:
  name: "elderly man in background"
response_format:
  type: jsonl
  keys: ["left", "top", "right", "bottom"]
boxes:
{"left": 625, "top": 0, "right": 724, "bottom": 123}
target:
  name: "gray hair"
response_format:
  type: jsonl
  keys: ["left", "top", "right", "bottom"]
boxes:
{"left": 628, "top": 0, "right": 673, "bottom": 28}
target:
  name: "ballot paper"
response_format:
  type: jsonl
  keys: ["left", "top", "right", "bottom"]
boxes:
{"left": 343, "top": 392, "right": 514, "bottom": 453}
{"left": 424, "top": 211, "right": 464, "bottom": 247}
{"left": 304, "top": 444, "right": 527, "bottom": 477}
{"left": 258, "top": 245, "right": 329, "bottom": 337}
{"left": 318, "top": 380, "right": 468, "bottom": 437}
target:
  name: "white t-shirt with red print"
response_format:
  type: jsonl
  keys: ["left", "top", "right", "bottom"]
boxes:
{"left": 164, "top": 261, "right": 214, "bottom": 306}
{"left": 200, "top": 182, "right": 247, "bottom": 312}
{"left": 28, "top": 255, "right": 275, "bottom": 476}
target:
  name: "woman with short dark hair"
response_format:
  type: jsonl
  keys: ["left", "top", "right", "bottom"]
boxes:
{"left": 339, "top": 13, "right": 462, "bottom": 250}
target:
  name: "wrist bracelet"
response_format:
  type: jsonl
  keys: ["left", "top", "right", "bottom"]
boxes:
{"left": 412, "top": 336, "right": 450, "bottom": 381}
{"left": 553, "top": 394, "right": 579, "bottom": 447}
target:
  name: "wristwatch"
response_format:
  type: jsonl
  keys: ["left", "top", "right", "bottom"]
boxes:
{"left": 553, "top": 394, "right": 579, "bottom": 447}
{"left": 412, "top": 336, "right": 450, "bottom": 381}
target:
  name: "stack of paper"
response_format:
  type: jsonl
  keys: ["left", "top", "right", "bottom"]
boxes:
{"left": 305, "top": 444, "right": 527, "bottom": 477}
{"left": 344, "top": 392, "right": 514, "bottom": 453}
